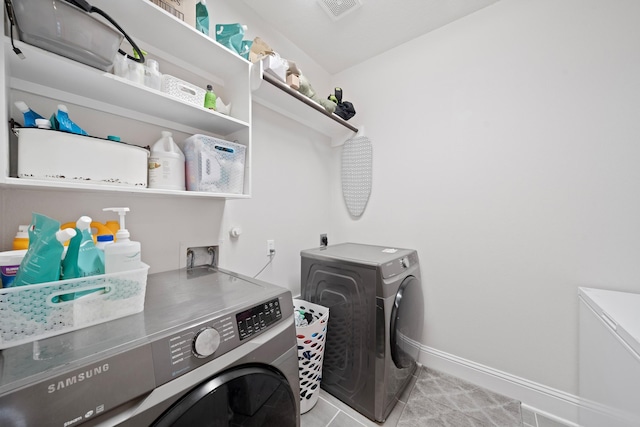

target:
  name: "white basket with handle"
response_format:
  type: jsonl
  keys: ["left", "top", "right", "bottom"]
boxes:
{"left": 0, "top": 263, "right": 149, "bottom": 349}
{"left": 293, "top": 298, "right": 329, "bottom": 414}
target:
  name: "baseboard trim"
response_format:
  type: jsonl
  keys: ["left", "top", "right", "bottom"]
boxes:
{"left": 419, "top": 345, "right": 580, "bottom": 426}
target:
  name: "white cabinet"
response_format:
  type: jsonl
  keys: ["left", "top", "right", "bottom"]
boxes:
{"left": 0, "top": 0, "right": 252, "bottom": 198}
{"left": 578, "top": 287, "right": 640, "bottom": 427}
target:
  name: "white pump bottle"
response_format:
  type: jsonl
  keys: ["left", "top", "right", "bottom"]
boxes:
{"left": 102, "top": 207, "right": 142, "bottom": 273}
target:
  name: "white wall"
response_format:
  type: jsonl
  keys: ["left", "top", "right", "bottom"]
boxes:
{"left": 219, "top": 104, "right": 335, "bottom": 292}
{"left": 331, "top": 0, "right": 640, "bottom": 402}
{"left": 0, "top": 188, "right": 225, "bottom": 274}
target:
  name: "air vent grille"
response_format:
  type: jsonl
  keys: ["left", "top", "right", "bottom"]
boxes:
{"left": 317, "top": 0, "right": 363, "bottom": 20}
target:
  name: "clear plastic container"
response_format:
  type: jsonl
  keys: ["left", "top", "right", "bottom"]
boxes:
{"left": 11, "top": 0, "right": 124, "bottom": 71}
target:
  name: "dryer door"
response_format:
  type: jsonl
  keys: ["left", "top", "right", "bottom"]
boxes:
{"left": 153, "top": 365, "right": 297, "bottom": 427}
{"left": 390, "top": 275, "right": 424, "bottom": 369}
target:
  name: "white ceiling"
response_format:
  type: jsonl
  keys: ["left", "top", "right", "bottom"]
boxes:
{"left": 240, "top": 0, "right": 500, "bottom": 74}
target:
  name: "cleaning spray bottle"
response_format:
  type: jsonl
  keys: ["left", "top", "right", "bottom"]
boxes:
{"left": 148, "top": 131, "right": 185, "bottom": 191}
{"left": 103, "top": 207, "right": 141, "bottom": 273}
{"left": 14, "top": 101, "right": 44, "bottom": 127}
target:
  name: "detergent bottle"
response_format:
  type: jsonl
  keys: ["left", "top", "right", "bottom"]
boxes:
{"left": 61, "top": 216, "right": 104, "bottom": 280}
{"left": 12, "top": 225, "right": 30, "bottom": 250}
{"left": 13, "top": 214, "right": 75, "bottom": 287}
{"left": 148, "top": 131, "right": 185, "bottom": 191}
{"left": 103, "top": 207, "right": 142, "bottom": 273}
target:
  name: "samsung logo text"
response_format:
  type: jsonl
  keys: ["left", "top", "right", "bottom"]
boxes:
{"left": 47, "top": 364, "right": 110, "bottom": 393}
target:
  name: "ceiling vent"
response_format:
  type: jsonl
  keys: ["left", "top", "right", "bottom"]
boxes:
{"left": 317, "top": 0, "right": 363, "bottom": 21}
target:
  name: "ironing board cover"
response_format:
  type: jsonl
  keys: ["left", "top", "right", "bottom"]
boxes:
{"left": 341, "top": 136, "right": 372, "bottom": 217}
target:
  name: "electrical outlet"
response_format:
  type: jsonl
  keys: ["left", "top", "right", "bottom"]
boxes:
{"left": 267, "top": 240, "right": 275, "bottom": 256}
{"left": 320, "top": 234, "right": 328, "bottom": 247}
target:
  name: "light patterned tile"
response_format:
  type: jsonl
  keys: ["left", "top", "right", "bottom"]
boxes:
{"left": 398, "top": 373, "right": 418, "bottom": 404}
{"left": 384, "top": 401, "right": 406, "bottom": 426}
{"left": 397, "top": 396, "right": 490, "bottom": 427}
{"left": 408, "top": 367, "right": 522, "bottom": 427}
{"left": 420, "top": 367, "right": 483, "bottom": 390}
{"left": 301, "top": 396, "right": 340, "bottom": 427}
{"left": 521, "top": 407, "right": 537, "bottom": 426}
{"left": 328, "top": 411, "right": 368, "bottom": 427}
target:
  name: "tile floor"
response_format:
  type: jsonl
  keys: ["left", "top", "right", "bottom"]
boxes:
{"left": 301, "top": 365, "right": 524, "bottom": 427}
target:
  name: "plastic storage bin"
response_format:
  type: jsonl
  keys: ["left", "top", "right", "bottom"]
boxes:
{"left": 0, "top": 264, "right": 149, "bottom": 349}
{"left": 184, "top": 134, "right": 246, "bottom": 194}
{"left": 11, "top": 0, "right": 124, "bottom": 71}
{"left": 293, "top": 298, "right": 329, "bottom": 414}
{"left": 161, "top": 75, "right": 206, "bottom": 108}
{"left": 15, "top": 127, "right": 149, "bottom": 187}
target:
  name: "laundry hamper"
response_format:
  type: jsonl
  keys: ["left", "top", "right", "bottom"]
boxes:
{"left": 293, "top": 298, "right": 329, "bottom": 414}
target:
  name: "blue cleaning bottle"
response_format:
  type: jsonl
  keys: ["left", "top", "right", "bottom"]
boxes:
{"left": 14, "top": 101, "right": 44, "bottom": 127}
{"left": 50, "top": 104, "right": 88, "bottom": 135}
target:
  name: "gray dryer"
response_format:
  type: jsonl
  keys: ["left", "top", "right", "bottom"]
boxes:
{"left": 301, "top": 242, "right": 424, "bottom": 422}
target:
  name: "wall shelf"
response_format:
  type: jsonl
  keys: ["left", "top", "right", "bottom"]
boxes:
{"left": 0, "top": 177, "right": 250, "bottom": 199}
{"left": 7, "top": 40, "right": 249, "bottom": 136}
{"left": 251, "top": 62, "right": 357, "bottom": 145}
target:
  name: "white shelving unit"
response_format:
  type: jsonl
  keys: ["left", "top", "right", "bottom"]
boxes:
{"left": 0, "top": 0, "right": 252, "bottom": 199}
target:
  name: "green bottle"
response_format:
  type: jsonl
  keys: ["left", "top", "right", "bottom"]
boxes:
{"left": 204, "top": 84, "right": 217, "bottom": 110}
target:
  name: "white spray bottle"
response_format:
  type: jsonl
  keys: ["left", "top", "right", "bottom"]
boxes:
{"left": 102, "top": 207, "right": 142, "bottom": 273}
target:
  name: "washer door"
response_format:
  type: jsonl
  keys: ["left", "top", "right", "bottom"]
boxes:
{"left": 153, "top": 365, "right": 297, "bottom": 427}
{"left": 390, "top": 275, "right": 424, "bottom": 369}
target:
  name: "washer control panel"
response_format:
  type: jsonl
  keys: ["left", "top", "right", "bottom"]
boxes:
{"left": 236, "top": 298, "right": 282, "bottom": 341}
{"left": 151, "top": 298, "right": 283, "bottom": 385}
{"left": 381, "top": 251, "right": 419, "bottom": 279}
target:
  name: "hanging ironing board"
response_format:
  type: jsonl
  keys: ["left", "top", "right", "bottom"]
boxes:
{"left": 341, "top": 133, "right": 372, "bottom": 217}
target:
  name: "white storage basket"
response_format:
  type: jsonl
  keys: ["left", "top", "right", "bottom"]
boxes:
{"left": 161, "top": 74, "right": 206, "bottom": 107}
{"left": 293, "top": 298, "right": 329, "bottom": 414}
{"left": 183, "top": 134, "right": 246, "bottom": 194}
{"left": 0, "top": 263, "right": 149, "bottom": 349}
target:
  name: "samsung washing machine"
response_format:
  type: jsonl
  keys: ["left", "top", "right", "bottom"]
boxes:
{"left": 0, "top": 266, "right": 300, "bottom": 427}
{"left": 301, "top": 242, "right": 424, "bottom": 422}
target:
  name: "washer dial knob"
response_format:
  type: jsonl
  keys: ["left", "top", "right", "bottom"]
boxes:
{"left": 401, "top": 257, "right": 410, "bottom": 268}
{"left": 193, "top": 327, "right": 221, "bottom": 358}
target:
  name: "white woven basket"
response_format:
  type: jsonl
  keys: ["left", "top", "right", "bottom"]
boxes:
{"left": 161, "top": 74, "right": 206, "bottom": 107}
{"left": 293, "top": 298, "right": 329, "bottom": 414}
